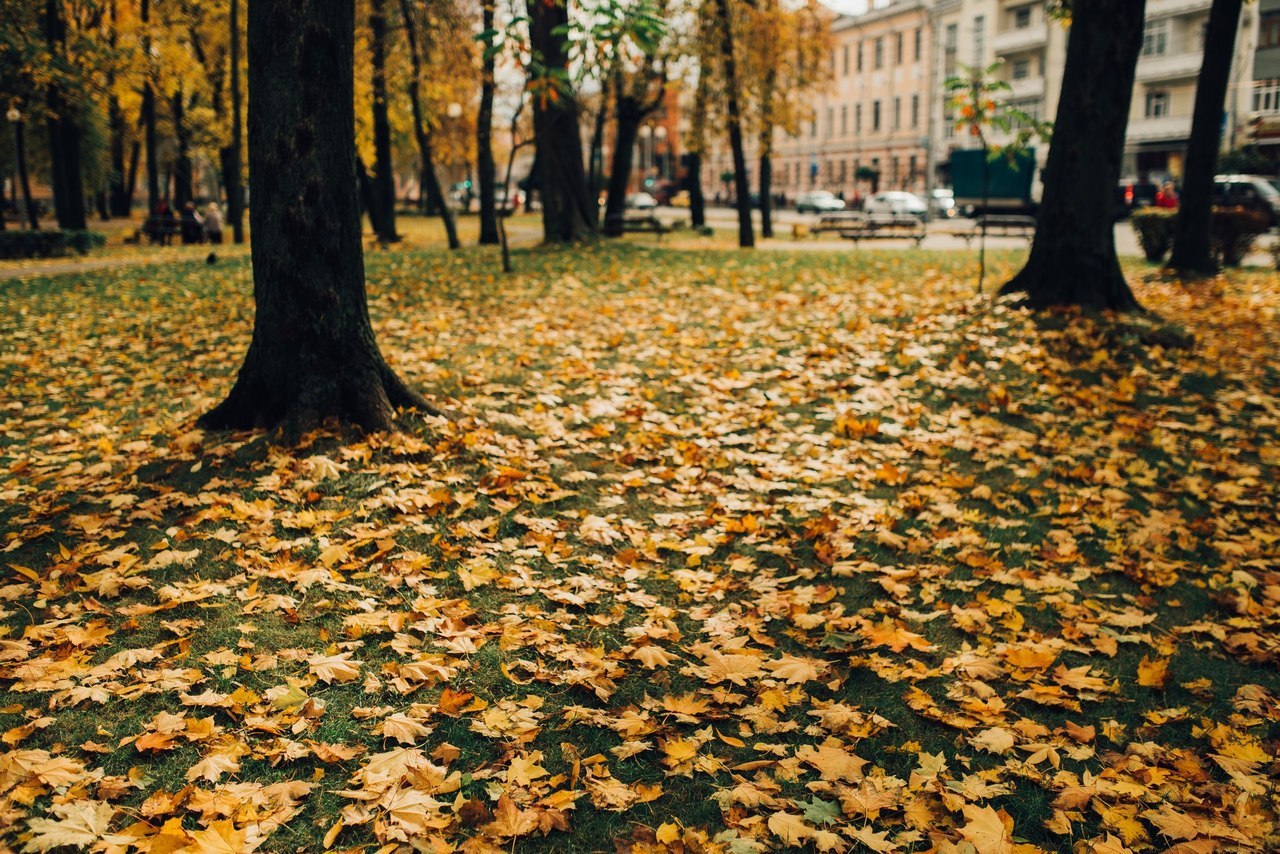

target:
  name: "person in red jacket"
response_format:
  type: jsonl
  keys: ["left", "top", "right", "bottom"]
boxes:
{"left": 1155, "top": 181, "right": 1179, "bottom": 208}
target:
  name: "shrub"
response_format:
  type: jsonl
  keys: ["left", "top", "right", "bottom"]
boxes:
{"left": 0, "top": 229, "right": 106, "bottom": 260}
{"left": 1130, "top": 208, "right": 1178, "bottom": 262}
{"left": 1210, "top": 206, "right": 1269, "bottom": 268}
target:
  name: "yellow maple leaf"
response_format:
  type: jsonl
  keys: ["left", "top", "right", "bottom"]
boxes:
{"left": 767, "top": 811, "right": 813, "bottom": 846}
{"left": 23, "top": 801, "right": 115, "bottom": 852}
{"left": 1136, "top": 656, "right": 1169, "bottom": 688}
{"left": 959, "top": 804, "right": 1014, "bottom": 854}
{"left": 307, "top": 652, "right": 362, "bottom": 684}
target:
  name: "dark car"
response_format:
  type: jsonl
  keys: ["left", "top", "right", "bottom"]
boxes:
{"left": 1213, "top": 174, "right": 1280, "bottom": 227}
{"left": 1116, "top": 179, "right": 1159, "bottom": 218}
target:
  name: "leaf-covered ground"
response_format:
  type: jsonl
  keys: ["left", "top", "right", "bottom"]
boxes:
{"left": 1, "top": 240, "right": 1278, "bottom": 853}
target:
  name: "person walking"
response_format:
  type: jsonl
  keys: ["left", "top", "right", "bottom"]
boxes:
{"left": 204, "top": 201, "right": 224, "bottom": 244}
{"left": 180, "top": 202, "right": 204, "bottom": 245}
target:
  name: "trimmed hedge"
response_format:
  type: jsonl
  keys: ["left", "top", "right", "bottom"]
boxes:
{"left": 0, "top": 229, "right": 106, "bottom": 260}
{"left": 1128, "top": 206, "right": 1271, "bottom": 267}
{"left": 1130, "top": 208, "right": 1178, "bottom": 262}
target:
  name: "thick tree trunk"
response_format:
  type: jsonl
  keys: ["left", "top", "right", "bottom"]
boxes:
{"left": 141, "top": 0, "right": 160, "bottom": 216}
{"left": 172, "top": 91, "right": 193, "bottom": 209}
{"left": 369, "top": 0, "right": 398, "bottom": 242}
{"left": 527, "top": 0, "right": 596, "bottom": 243}
{"left": 588, "top": 95, "right": 608, "bottom": 225}
{"left": 202, "top": 0, "right": 433, "bottom": 433}
{"left": 108, "top": 96, "right": 130, "bottom": 216}
{"left": 398, "top": 0, "right": 459, "bottom": 250}
{"left": 14, "top": 121, "right": 39, "bottom": 229}
{"left": 603, "top": 97, "right": 643, "bottom": 237}
{"left": 758, "top": 148, "right": 773, "bottom": 239}
{"left": 713, "top": 0, "right": 753, "bottom": 248}
{"left": 1166, "top": 0, "right": 1242, "bottom": 276}
{"left": 477, "top": 0, "right": 499, "bottom": 244}
{"left": 999, "top": 0, "right": 1143, "bottom": 311}
{"left": 228, "top": 0, "right": 244, "bottom": 243}
{"left": 44, "top": 0, "right": 86, "bottom": 231}
{"left": 689, "top": 151, "right": 705, "bottom": 227}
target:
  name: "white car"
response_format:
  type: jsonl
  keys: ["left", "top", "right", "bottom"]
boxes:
{"left": 929, "top": 189, "right": 957, "bottom": 219}
{"left": 795, "top": 191, "right": 846, "bottom": 213}
{"left": 864, "top": 191, "right": 928, "bottom": 219}
{"left": 625, "top": 192, "right": 658, "bottom": 210}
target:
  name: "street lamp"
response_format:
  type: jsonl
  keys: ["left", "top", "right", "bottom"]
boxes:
{"left": 7, "top": 105, "right": 37, "bottom": 230}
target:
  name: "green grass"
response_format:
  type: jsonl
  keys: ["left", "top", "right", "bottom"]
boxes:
{"left": 1, "top": 240, "right": 1278, "bottom": 852}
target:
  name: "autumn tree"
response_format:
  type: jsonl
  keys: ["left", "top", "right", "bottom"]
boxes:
{"left": 999, "top": 0, "right": 1144, "bottom": 311}
{"left": 710, "top": 0, "right": 752, "bottom": 248}
{"left": 477, "top": 0, "right": 499, "bottom": 244}
{"left": 43, "top": 0, "right": 88, "bottom": 230}
{"left": 368, "top": 0, "right": 399, "bottom": 242}
{"left": 201, "top": 0, "right": 433, "bottom": 432}
{"left": 527, "top": 0, "right": 596, "bottom": 243}
{"left": 400, "top": 0, "right": 460, "bottom": 249}
{"left": 1166, "top": 0, "right": 1243, "bottom": 276}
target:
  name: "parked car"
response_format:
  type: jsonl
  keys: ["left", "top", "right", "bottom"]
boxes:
{"left": 863, "top": 191, "right": 928, "bottom": 219}
{"left": 795, "top": 191, "right": 846, "bottom": 213}
{"left": 1116, "top": 179, "right": 1159, "bottom": 218}
{"left": 1213, "top": 174, "right": 1280, "bottom": 227}
{"left": 929, "top": 188, "right": 956, "bottom": 219}
{"left": 625, "top": 192, "right": 658, "bottom": 210}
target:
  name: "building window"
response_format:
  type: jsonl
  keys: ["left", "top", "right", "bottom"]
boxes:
{"left": 914, "top": 28, "right": 922, "bottom": 61}
{"left": 911, "top": 94, "right": 919, "bottom": 127}
{"left": 896, "top": 32, "right": 904, "bottom": 64}
{"left": 855, "top": 103, "right": 862, "bottom": 134}
{"left": 945, "top": 23, "right": 957, "bottom": 52}
{"left": 1262, "top": 12, "right": 1280, "bottom": 48}
{"left": 842, "top": 45, "right": 849, "bottom": 76}
{"left": 1009, "top": 97, "right": 1042, "bottom": 129}
{"left": 873, "top": 100, "right": 881, "bottom": 131}
{"left": 857, "top": 41, "right": 864, "bottom": 71}
{"left": 811, "top": 119, "right": 817, "bottom": 138}
{"left": 875, "top": 37, "right": 884, "bottom": 69}
{"left": 973, "top": 16, "right": 984, "bottom": 64}
{"left": 893, "top": 97, "right": 901, "bottom": 129}
{"left": 839, "top": 160, "right": 846, "bottom": 183}
{"left": 1145, "top": 90, "right": 1169, "bottom": 118}
{"left": 909, "top": 154, "right": 918, "bottom": 182}
{"left": 826, "top": 106, "right": 834, "bottom": 137}
{"left": 840, "top": 105, "right": 847, "bottom": 136}
{"left": 1012, "top": 5, "right": 1032, "bottom": 29}
{"left": 1142, "top": 18, "right": 1168, "bottom": 56}
{"left": 1012, "top": 59, "right": 1030, "bottom": 80}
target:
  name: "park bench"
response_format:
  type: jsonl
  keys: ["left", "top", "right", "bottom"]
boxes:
{"left": 946, "top": 214, "right": 1037, "bottom": 245}
{"left": 841, "top": 213, "right": 926, "bottom": 246}
{"left": 124, "top": 216, "right": 181, "bottom": 246}
{"left": 622, "top": 213, "right": 672, "bottom": 235}
{"left": 812, "top": 212, "right": 867, "bottom": 234}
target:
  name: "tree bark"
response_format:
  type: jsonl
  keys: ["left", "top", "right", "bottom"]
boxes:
{"left": 587, "top": 91, "right": 608, "bottom": 225}
{"left": 172, "top": 90, "right": 193, "bottom": 209}
{"left": 713, "top": 0, "right": 753, "bottom": 248}
{"left": 108, "top": 95, "right": 130, "bottom": 216}
{"left": 477, "top": 0, "right": 499, "bottom": 244}
{"left": 369, "top": 0, "right": 398, "bottom": 242}
{"left": 689, "top": 71, "right": 708, "bottom": 228}
{"left": 141, "top": 0, "right": 160, "bottom": 215}
{"left": 356, "top": 154, "right": 385, "bottom": 236}
{"left": 1166, "top": 0, "right": 1242, "bottom": 276}
{"left": 44, "top": 0, "right": 86, "bottom": 231}
{"left": 398, "top": 0, "right": 459, "bottom": 249}
{"left": 603, "top": 92, "right": 643, "bottom": 237}
{"left": 228, "top": 0, "right": 244, "bottom": 242}
{"left": 201, "top": 0, "right": 433, "bottom": 434}
{"left": 527, "top": 0, "right": 596, "bottom": 243}
{"left": 758, "top": 148, "right": 772, "bottom": 239}
{"left": 999, "top": 0, "right": 1143, "bottom": 311}
{"left": 14, "top": 121, "right": 39, "bottom": 229}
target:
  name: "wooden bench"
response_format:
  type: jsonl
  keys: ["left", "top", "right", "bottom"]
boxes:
{"left": 124, "top": 217, "right": 181, "bottom": 246}
{"left": 622, "top": 214, "right": 671, "bottom": 235}
{"left": 813, "top": 212, "right": 867, "bottom": 234}
{"left": 947, "top": 214, "right": 1037, "bottom": 245}
{"left": 841, "top": 213, "right": 926, "bottom": 246}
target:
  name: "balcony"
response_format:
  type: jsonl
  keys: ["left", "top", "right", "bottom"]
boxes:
{"left": 1144, "top": 0, "right": 1211, "bottom": 17}
{"left": 992, "top": 22, "right": 1048, "bottom": 56}
{"left": 1136, "top": 50, "right": 1203, "bottom": 83}
{"left": 1005, "top": 76, "right": 1045, "bottom": 100}
{"left": 1126, "top": 114, "right": 1192, "bottom": 143}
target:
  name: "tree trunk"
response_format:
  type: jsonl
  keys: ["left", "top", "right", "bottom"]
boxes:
{"left": 1166, "top": 0, "right": 1242, "bottom": 276}
{"left": 44, "top": 0, "right": 86, "bottom": 231}
{"left": 999, "top": 0, "right": 1143, "bottom": 311}
{"left": 108, "top": 95, "right": 130, "bottom": 216}
{"left": 758, "top": 148, "right": 772, "bottom": 239}
{"left": 356, "top": 154, "right": 385, "bottom": 236}
{"left": 689, "top": 71, "right": 708, "bottom": 228}
{"left": 172, "top": 91, "right": 193, "bottom": 209}
{"left": 141, "top": 0, "right": 160, "bottom": 216}
{"left": 369, "top": 0, "right": 398, "bottom": 242}
{"left": 713, "top": 0, "right": 753, "bottom": 248}
{"left": 228, "top": 0, "right": 244, "bottom": 242}
{"left": 603, "top": 96, "right": 643, "bottom": 237}
{"left": 477, "top": 0, "right": 499, "bottom": 244}
{"left": 201, "top": 0, "right": 433, "bottom": 433}
{"left": 689, "top": 151, "right": 705, "bottom": 227}
{"left": 125, "top": 139, "right": 140, "bottom": 214}
{"left": 398, "top": 0, "right": 459, "bottom": 250}
{"left": 527, "top": 0, "right": 596, "bottom": 243}
{"left": 14, "top": 121, "right": 39, "bottom": 230}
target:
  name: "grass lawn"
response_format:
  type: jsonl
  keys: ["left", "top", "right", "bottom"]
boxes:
{"left": 0, "top": 241, "right": 1277, "bottom": 853}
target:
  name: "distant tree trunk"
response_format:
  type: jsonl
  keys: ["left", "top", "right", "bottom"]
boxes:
{"left": 999, "top": 0, "right": 1143, "bottom": 311}
{"left": 142, "top": 0, "right": 159, "bottom": 216}
{"left": 356, "top": 154, "right": 385, "bottom": 236}
{"left": 713, "top": 0, "right": 753, "bottom": 248}
{"left": 604, "top": 90, "right": 643, "bottom": 237}
{"left": 527, "top": 0, "right": 596, "bottom": 243}
{"left": 477, "top": 0, "right": 499, "bottom": 244}
{"left": 588, "top": 95, "right": 608, "bottom": 227}
{"left": 228, "top": 0, "right": 244, "bottom": 242}
{"left": 126, "top": 139, "right": 140, "bottom": 213}
{"left": 109, "top": 96, "right": 130, "bottom": 216}
{"left": 688, "top": 151, "right": 705, "bottom": 227}
{"left": 44, "top": 0, "right": 87, "bottom": 231}
{"left": 172, "top": 91, "right": 193, "bottom": 209}
{"left": 758, "top": 66, "right": 777, "bottom": 239}
{"left": 399, "top": 0, "right": 459, "bottom": 249}
{"left": 201, "top": 0, "right": 433, "bottom": 433}
{"left": 14, "top": 119, "right": 39, "bottom": 229}
{"left": 1166, "top": 0, "right": 1242, "bottom": 276}
{"left": 689, "top": 71, "right": 708, "bottom": 228}
{"left": 369, "top": 0, "right": 398, "bottom": 242}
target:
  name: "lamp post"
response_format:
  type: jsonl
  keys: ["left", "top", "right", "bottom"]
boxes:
{"left": 7, "top": 106, "right": 38, "bottom": 230}
{"left": 654, "top": 125, "right": 668, "bottom": 181}
{"left": 638, "top": 125, "right": 652, "bottom": 181}
{"left": 445, "top": 102, "right": 469, "bottom": 210}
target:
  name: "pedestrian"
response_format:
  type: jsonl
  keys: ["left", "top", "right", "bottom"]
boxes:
{"left": 1156, "top": 181, "right": 1178, "bottom": 209}
{"left": 180, "top": 202, "right": 203, "bottom": 245}
{"left": 204, "top": 201, "right": 224, "bottom": 244}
